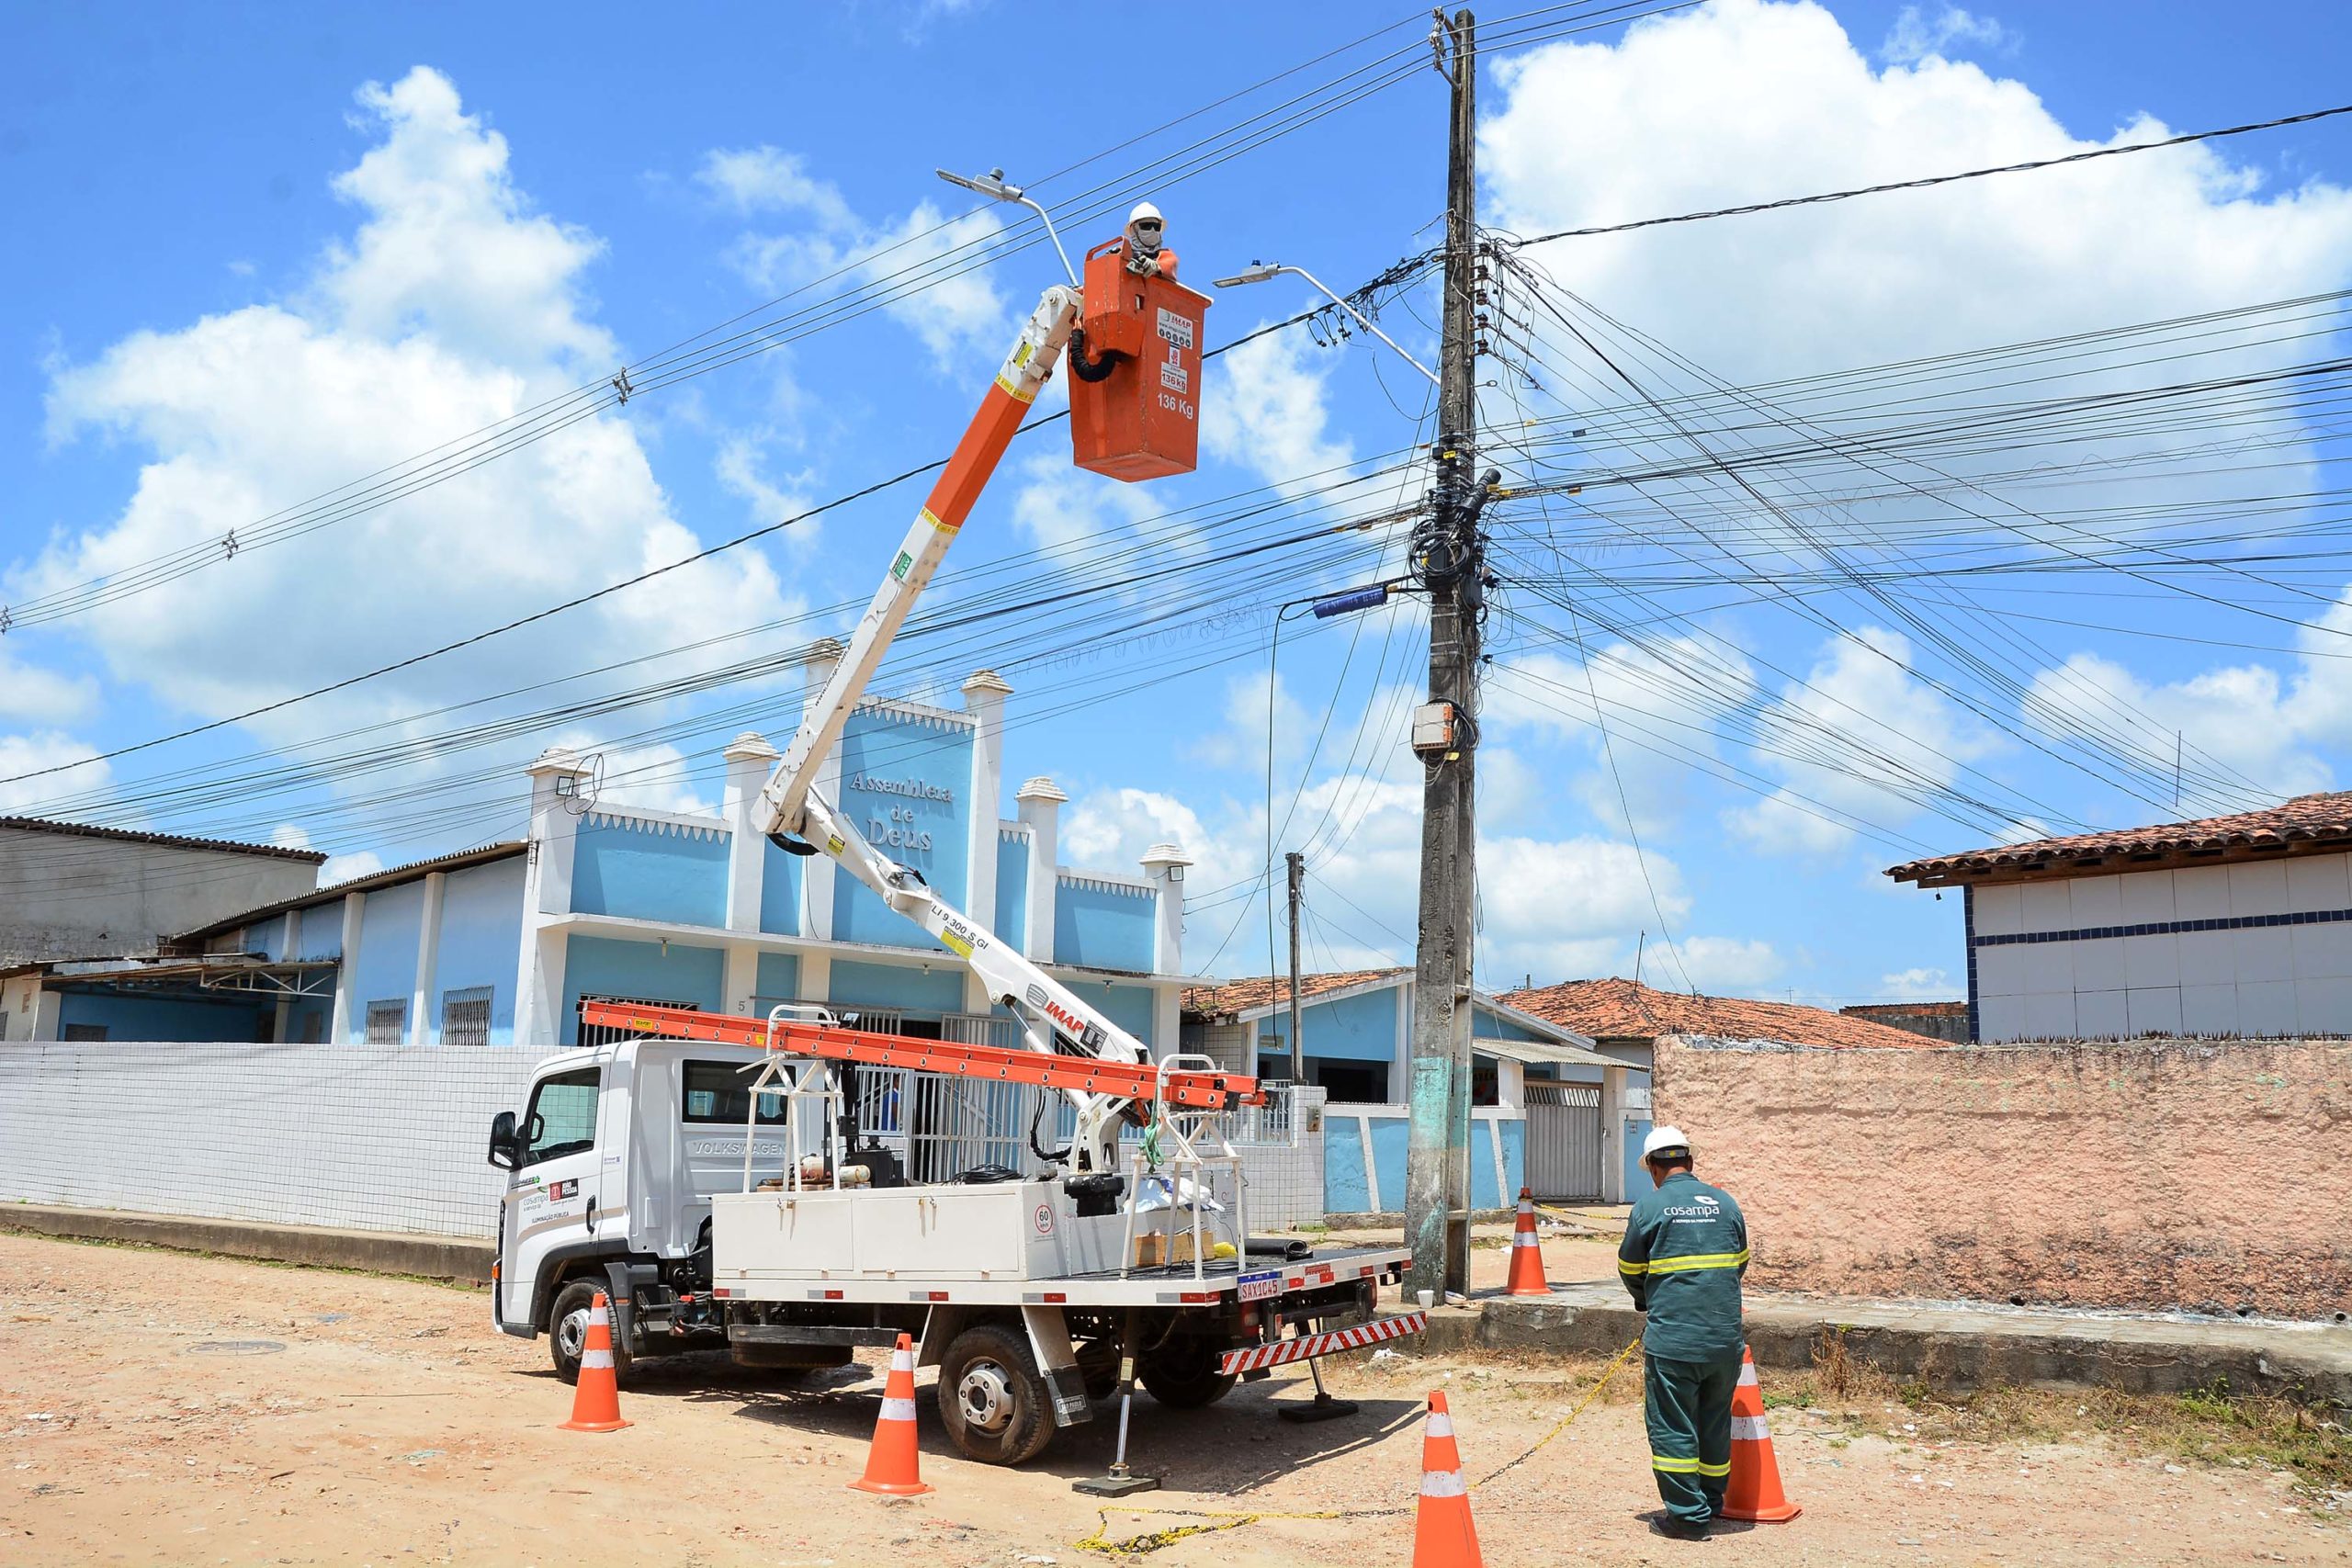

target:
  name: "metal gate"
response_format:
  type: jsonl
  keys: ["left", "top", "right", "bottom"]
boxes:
{"left": 1523, "top": 1082, "right": 1602, "bottom": 1201}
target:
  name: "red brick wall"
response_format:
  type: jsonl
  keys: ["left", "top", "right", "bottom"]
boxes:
{"left": 1653, "top": 1035, "right": 2352, "bottom": 1320}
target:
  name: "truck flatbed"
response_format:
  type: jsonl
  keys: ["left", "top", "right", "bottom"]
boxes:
{"left": 709, "top": 1242, "right": 1411, "bottom": 1310}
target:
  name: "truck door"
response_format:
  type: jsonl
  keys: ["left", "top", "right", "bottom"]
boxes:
{"left": 496, "top": 1063, "right": 605, "bottom": 1334}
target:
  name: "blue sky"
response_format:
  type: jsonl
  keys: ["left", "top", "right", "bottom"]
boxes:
{"left": 6, "top": 0, "right": 2352, "bottom": 1006}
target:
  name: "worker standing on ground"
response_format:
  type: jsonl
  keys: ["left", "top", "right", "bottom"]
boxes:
{"left": 1617, "top": 1125, "right": 1749, "bottom": 1540}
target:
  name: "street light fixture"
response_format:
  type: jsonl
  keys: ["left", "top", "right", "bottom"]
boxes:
{"left": 1211, "top": 261, "right": 1440, "bottom": 386}
{"left": 935, "top": 166, "right": 1078, "bottom": 287}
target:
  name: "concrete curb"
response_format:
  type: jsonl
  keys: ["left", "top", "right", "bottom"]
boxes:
{"left": 0, "top": 1204, "right": 494, "bottom": 1284}
{"left": 1428, "top": 1282, "right": 2352, "bottom": 1405}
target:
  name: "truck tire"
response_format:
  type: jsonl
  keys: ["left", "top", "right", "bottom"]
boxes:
{"left": 1138, "top": 1338, "right": 1237, "bottom": 1409}
{"left": 549, "top": 1277, "right": 632, "bottom": 1387}
{"left": 937, "top": 1323, "right": 1056, "bottom": 1466}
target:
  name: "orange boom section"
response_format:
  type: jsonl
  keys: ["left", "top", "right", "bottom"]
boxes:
{"left": 577, "top": 999, "right": 1262, "bottom": 1111}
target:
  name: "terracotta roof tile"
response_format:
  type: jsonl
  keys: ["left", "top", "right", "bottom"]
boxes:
{"left": 0, "top": 815, "right": 327, "bottom": 863}
{"left": 1498, "top": 976, "right": 1933, "bottom": 1049}
{"left": 1887, "top": 792, "right": 2352, "bottom": 884}
{"left": 1182, "top": 967, "right": 1409, "bottom": 1019}
{"left": 1841, "top": 1001, "right": 1968, "bottom": 1019}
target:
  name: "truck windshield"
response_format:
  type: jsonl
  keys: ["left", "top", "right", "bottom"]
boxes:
{"left": 683, "top": 1060, "right": 792, "bottom": 1125}
{"left": 522, "top": 1066, "right": 600, "bottom": 1166}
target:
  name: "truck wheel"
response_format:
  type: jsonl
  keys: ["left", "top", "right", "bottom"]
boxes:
{"left": 937, "top": 1323, "right": 1055, "bottom": 1466}
{"left": 1138, "top": 1339, "right": 1237, "bottom": 1409}
{"left": 549, "top": 1278, "right": 632, "bottom": 1387}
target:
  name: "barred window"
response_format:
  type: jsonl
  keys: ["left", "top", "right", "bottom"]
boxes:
{"left": 62, "top": 1022, "right": 108, "bottom": 1043}
{"left": 440, "top": 987, "right": 494, "bottom": 1047}
{"left": 364, "top": 1000, "right": 407, "bottom": 1044}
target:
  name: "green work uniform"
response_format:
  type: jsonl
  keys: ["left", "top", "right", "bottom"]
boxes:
{"left": 1618, "top": 1169, "right": 1749, "bottom": 1525}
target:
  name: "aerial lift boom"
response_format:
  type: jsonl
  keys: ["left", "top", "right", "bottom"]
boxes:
{"left": 751, "top": 256, "right": 1187, "bottom": 1177}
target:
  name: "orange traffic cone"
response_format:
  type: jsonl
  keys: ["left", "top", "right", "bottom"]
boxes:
{"left": 558, "top": 1291, "right": 630, "bottom": 1433}
{"left": 850, "top": 1332, "right": 933, "bottom": 1496}
{"left": 1504, "top": 1187, "right": 1551, "bottom": 1297}
{"left": 1721, "top": 1347, "right": 1800, "bottom": 1521}
{"left": 1412, "top": 1391, "right": 1484, "bottom": 1568}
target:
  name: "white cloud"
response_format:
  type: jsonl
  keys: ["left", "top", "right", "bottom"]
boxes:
{"left": 2024, "top": 649, "right": 2332, "bottom": 807}
{"left": 1880, "top": 5, "right": 2013, "bottom": 67}
{"left": 1879, "top": 965, "right": 1958, "bottom": 999}
{"left": 19, "top": 66, "right": 794, "bottom": 795}
{"left": 1483, "top": 0, "right": 2352, "bottom": 389}
{"left": 0, "top": 733, "right": 111, "bottom": 815}
{"left": 320, "top": 850, "right": 385, "bottom": 886}
{"left": 703, "top": 146, "right": 1009, "bottom": 368}
{"left": 1202, "top": 326, "right": 1355, "bottom": 501}
{"left": 0, "top": 649, "right": 98, "bottom": 726}
{"left": 1675, "top": 935, "right": 1787, "bottom": 991}
{"left": 1007, "top": 449, "right": 1165, "bottom": 566}
{"left": 1728, "top": 626, "right": 2005, "bottom": 853}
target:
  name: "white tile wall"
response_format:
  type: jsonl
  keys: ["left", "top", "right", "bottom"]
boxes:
{"left": 2125, "top": 987, "right": 2183, "bottom": 1036}
{"left": 2287, "top": 854, "right": 2351, "bottom": 913}
{"left": 2176, "top": 930, "right": 2234, "bottom": 987}
{"left": 2069, "top": 874, "right": 2122, "bottom": 929}
{"left": 1976, "top": 995, "right": 2026, "bottom": 1041}
{"left": 2018, "top": 941, "right": 2075, "bottom": 994}
{"left": 2229, "top": 859, "right": 2290, "bottom": 916}
{"left": 2300, "top": 977, "right": 2352, "bottom": 1033}
{"left": 2238, "top": 980, "right": 2299, "bottom": 1036}
{"left": 0, "top": 1041, "right": 539, "bottom": 1237}
{"left": 2021, "top": 992, "right": 2077, "bottom": 1039}
{"left": 2074, "top": 988, "right": 2127, "bottom": 1038}
{"left": 2232, "top": 927, "right": 2294, "bottom": 985}
{"left": 2118, "top": 870, "right": 2176, "bottom": 924}
{"left": 2174, "top": 864, "right": 2232, "bottom": 920}
{"left": 2291, "top": 923, "right": 2352, "bottom": 979}
{"left": 2018, "top": 880, "right": 2073, "bottom": 932}
{"left": 2123, "top": 932, "right": 2179, "bottom": 988}
{"left": 1975, "top": 945, "right": 2027, "bottom": 1000}
{"left": 1973, "top": 883, "right": 2024, "bottom": 938}
{"left": 2179, "top": 984, "right": 2237, "bottom": 1035}
{"left": 2071, "top": 937, "right": 2127, "bottom": 993}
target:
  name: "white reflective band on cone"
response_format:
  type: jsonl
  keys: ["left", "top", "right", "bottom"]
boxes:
{"left": 581, "top": 1350, "right": 614, "bottom": 1370}
{"left": 1731, "top": 1415, "right": 1771, "bottom": 1440}
{"left": 1420, "top": 1470, "right": 1467, "bottom": 1498}
{"left": 881, "top": 1398, "right": 919, "bottom": 1423}
{"left": 589, "top": 1305, "right": 610, "bottom": 1325}
{"left": 1736, "top": 1362, "right": 1759, "bottom": 1388}
{"left": 1427, "top": 1412, "right": 1454, "bottom": 1438}
{"left": 891, "top": 1350, "right": 916, "bottom": 1371}
{"left": 1513, "top": 1232, "right": 1538, "bottom": 1246}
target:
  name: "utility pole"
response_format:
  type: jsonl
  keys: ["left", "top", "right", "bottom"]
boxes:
{"left": 1285, "top": 851, "right": 1306, "bottom": 1081}
{"left": 1405, "top": 6, "right": 1491, "bottom": 1303}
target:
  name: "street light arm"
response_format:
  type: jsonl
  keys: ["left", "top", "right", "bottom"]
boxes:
{"left": 1213, "top": 263, "right": 1440, "bottom": 387}
{"left": 935, "top": 167, "right": 1078, "bottom": 287}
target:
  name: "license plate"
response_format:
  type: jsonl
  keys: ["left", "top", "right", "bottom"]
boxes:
{"left": 1237, "top": 1269, "right": 1283, "bottom": 1303}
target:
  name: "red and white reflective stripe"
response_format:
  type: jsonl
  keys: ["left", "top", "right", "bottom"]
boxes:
{"left": 880, "top": 1397, "right": 920, "bottom": 1422}
{"left": 1216, "top": 1310, "right": 1427, "bottom": 1375}
{"left": 1736, "top": 1361, "right": 1759, "bottom": 1389}
{"left": 1731, "top": 1415, "right": 1771, "bottom": 1441}
{"left": 1420, "top": 1467, "right": 1467, "bottom": 1498}
{"left": 581, "top": 1348, "right": 614, "bottom": 1371}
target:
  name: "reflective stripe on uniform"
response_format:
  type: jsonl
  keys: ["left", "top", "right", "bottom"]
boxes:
{"left": 1634, "top": 1248, "right": 1751, "bottom": 1276}
{"left": 1651, "top": 1455, "right": 1733, "bottom": 1476}
{"left": 880, "top": 1397, "right": 919, "bottom": 1423}
{"left": 1618, "top": 1258, "right": 1645, "bottom": 1276}
{"left": 1420, "top": 1469, "right": 1466, "bottom": 1497}
{"left": 1730, "top": 1415, "right": 1771, "bottom": 1441}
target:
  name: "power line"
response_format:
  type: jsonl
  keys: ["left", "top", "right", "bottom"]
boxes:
{"left": 1497, "top": 102, "right": 2352, "bottom": 249}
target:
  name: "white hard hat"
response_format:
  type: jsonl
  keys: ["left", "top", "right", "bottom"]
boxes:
{"left": 1641, "top": 1125, "right": 1692, "bottom": 1163}
{"left": 1127, "top": 201, "right": 1164, "bottom": 229}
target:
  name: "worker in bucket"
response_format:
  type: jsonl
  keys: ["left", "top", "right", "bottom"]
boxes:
{"left": 1121, "top": 201, "right": 1178, "bottom": 279}
{"left": 1616, "top": 1125, "right": 1750, "bottom": 1540}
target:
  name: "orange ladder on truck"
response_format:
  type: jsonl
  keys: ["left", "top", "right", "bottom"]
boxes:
{"left": 577, "top": 999, "right": 1261, "bottom": 1113}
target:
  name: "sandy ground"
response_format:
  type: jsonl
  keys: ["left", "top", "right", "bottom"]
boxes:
{"left": 3, "top": 1231, "right": 2344, "bottom": 1566}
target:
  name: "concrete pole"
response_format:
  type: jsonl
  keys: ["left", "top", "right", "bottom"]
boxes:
{"left": 1285, "top": 851, "right": 1306, "bottom": 1081}
{"left": 1405, "top": 6, "right": 1483, "bottom": 1301}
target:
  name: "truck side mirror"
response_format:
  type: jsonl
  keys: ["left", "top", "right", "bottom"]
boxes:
{"left": 486, "top": 1110, "right": 520, "bottom": 1170}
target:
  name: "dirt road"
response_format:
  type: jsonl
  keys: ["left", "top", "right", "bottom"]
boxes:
{"left": 2, "top": 1233, "right": 2341, "bottom": 1565}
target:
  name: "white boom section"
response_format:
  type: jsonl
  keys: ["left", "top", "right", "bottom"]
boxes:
{"left": 752, "top": 284, "right": 1153, "bottom": 1173}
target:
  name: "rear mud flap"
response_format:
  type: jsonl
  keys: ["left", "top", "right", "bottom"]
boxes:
{"left": 1021, "top": 1304, "right": 1093, "bottom": 1428}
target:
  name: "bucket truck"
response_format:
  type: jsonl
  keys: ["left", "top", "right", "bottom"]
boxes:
{"left": 486, "top": 197, "right": 1420, "bottom": 1471}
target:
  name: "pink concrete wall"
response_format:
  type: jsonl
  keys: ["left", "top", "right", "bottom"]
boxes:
{"left": 1653, "top": 1035, "right": 2352, "bottom": 1320}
